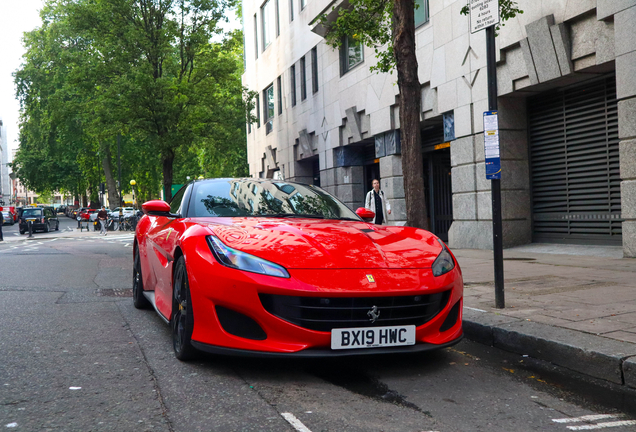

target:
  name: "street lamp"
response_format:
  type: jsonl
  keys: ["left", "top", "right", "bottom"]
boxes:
{"left": 130, "top": 180, "right": 136, "bottom": 209}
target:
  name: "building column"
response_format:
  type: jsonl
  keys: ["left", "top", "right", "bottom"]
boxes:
{"left": 615, "top": 4, "right": 636, "bottom": 257}
{"left": 379, "top": 154, "right": 406, "bottom": 225}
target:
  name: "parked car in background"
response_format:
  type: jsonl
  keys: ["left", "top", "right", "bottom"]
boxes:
{"left": 2, "top": 211, "right": 14, "bottom": 226}
{"left": 19, "top": 207, "right": 60, "bottom": 234}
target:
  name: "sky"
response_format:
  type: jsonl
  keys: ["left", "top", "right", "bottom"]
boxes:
{"left": 0, "top": 0, "right": 46, "bottom": 160}
{"left": 0, "top": 0, "right": 240, "bottom": 163}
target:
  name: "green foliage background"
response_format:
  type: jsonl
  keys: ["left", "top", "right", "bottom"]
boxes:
{"left": 12, "top": 0, "right": 250, "bottom": 205}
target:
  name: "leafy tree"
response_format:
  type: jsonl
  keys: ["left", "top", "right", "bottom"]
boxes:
{"left": 14, "top": 0, "right": 250, "bottom": 206}
{"left": 321, "top": 0, "right": 521, "bottom": 229}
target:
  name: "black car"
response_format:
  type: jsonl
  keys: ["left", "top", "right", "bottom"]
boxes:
{"left": 19, "top": 207, "right": 60, "bottom": 234}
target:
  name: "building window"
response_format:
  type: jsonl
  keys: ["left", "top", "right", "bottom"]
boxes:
{"left": 340, "top": 35, "right": 363, "bottom": 75}
{"left": 311, "top": 47, "right": 318, "bottom": 94}
{"left": 264, "top": 84, "right": 275, "bottom": 134}
{"left": 414, "top": 0, "right": 429, "bottom": 28}
{"left": 256, "top": 94, "right": 261, "bottom": 127}
{"left": 300, "top": 56, "right": 307, "bottom": 100}
{"left": 275, "top": 0, "right": 280, "bottom": 37}
{"left": 261, "top": 0, "right": 274, "bottom": 51}
{"left": 300, "top": 0, "right": 306, "bottom": 10}
{"left": 253, "top": 14, "right": 258, "bottom": 59}
{"left": 277, "top": 76, "right": 283, "bottom": 115}
{"left": 289, "top": 0, "right": 294, "bottom": 21}
{"left": 291, "top": 65, "right": 297, "bottom": 107}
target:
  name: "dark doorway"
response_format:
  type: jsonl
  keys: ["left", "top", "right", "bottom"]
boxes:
{"left": 312, "top": 158, "right": 321, "bottom": 186}
{"left": 423, "top": 148, "right": 453, "bottom": 241}
{"left": 364, "top": 162, "right": 380, "bottom": 195}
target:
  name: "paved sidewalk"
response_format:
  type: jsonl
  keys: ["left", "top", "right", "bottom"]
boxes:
{"left": 457, "top": 244, "right": 636, "bottom": 389}
{"left": 0, "top": 227, "right": 130, "bottom": 243}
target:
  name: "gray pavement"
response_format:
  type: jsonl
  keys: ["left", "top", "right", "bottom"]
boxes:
{"left": 457, "top": 244, "right": 636, "bottom": 391}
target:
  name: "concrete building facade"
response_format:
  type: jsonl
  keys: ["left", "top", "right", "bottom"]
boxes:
{"left": 242, "top": 0, "right": 636, "bottom": 257}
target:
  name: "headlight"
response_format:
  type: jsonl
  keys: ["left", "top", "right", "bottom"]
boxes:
{"left": 207, "top": 236, "right": 290, "bottom": 278}
{"left": 432, "top": 239, "right": 455, "bottom": 277}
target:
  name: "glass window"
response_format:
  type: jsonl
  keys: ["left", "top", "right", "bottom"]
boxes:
{"left": 311, "top": 47, "right": 318, "bottom": 94}
{"left": 414, "top": 0, "right": 429, "bottom": 28}
{"left": 170, "top": 185, "right": 187, "bottom": 214}
{"left": 275, "top": 0, "right": 280, "bottom": 36}
{"left": 300, "top": 56, "right": 307, "bottom": 100}
{"left": 253, "top": 14, "right": 258, "bottom": 59}
{"left": 277, "top": 76, "right": 283, "bottom": 115}
{"left": 300, "top": 0, "right": 306, "bottom": 10}
{"left": 261, "top": 0, "right": 274, "bottom": 50}
{"left": 191, "top": 179, "right": 360, "bottom": 220}
{"left": 264, "top": 84, "right": 275, "bottom": 134}
{"left": 341, "top": 35, "right": 363, "bottom": 75}
{"left": 256, "top": 94, "right": 261, "bottom": 127}
{"left": 22, "top": 208, "right": 43, "bottom": 218}
{"left": 290, "top": 65, "right": 296, "bottom": 107}
{"left": 289, "top": 0, "right": 294, "bottom": 21}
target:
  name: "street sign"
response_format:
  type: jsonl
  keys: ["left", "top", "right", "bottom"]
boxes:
{"left": 483, "top": 111, "right": 501, "bottom": 179}
{"left": 470, "top": 0, "right": 500, "bottom": 34}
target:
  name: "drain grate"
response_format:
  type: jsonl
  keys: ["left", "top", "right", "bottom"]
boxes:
{"left": 96, "top": 288, "right": 133, "bottom": 297}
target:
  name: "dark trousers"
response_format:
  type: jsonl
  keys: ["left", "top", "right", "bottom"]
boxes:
{"left": 0, "top": 222, "right": 3, "bottom": 241}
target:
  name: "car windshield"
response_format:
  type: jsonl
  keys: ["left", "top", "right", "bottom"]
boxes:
{"left": 23, "top": 209, "right": 43, "bottom": 217}
{"left": 190, "top": 179, "right": 360, "bottom": 220}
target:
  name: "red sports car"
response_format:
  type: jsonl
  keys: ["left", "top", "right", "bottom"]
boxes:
{"left": 133, "top": 178, "right": 463, "bottom": 360}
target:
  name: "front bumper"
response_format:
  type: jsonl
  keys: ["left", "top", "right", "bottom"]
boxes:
{"left": 184, "top": 236, "right": 464, "bottom": 356}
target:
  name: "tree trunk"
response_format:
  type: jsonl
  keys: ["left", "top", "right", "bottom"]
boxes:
{"left": 162, "top": 150, "right": 174, "bottom": 202}
{"left": 393, "top": 0, "right": 429, "bottom": 230}
{"left": 100, "top": 141, "right": 121, "bottom": 209}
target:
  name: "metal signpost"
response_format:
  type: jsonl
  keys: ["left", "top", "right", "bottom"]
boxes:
{"left": 471, "top": 0, "right": 505, "bottom": 308}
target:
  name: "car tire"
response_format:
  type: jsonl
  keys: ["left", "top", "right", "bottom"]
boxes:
{"left": 133, "top": 248, "right": 151, "bottom": 309}
{"left": 172, "top": 256, "right": 197, "bottom": 361}
{"left": 19, "top": 230, "right": 24, "bottom": 235}
{"left": 44, "top": 223, "right": 50, "bottom": 233}
{"left": 55, "top": 222, "right": 59, "bottom": 231}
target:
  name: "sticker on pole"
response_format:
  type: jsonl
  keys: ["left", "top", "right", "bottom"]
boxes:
{"left": 483, "top": 111, "right": 501, "bottom": 180}
{"left": 470, "top": 0, "right": 500, "bottom": 34}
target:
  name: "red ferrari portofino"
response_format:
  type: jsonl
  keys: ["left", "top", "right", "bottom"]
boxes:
{"left": 134, "top": 179, "right": 463, "bottom": 360}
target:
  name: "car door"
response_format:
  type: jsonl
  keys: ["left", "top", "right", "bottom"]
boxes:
{"left": 145, "top": 186, "right": 188, "bottom": 319}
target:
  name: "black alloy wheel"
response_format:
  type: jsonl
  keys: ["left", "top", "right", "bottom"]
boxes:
{"left": 133, "top": 248, "right": 151, "bottom": 309}
{"left": 44, "top": 222, "right": 50, "bottom": 233}
{"left": 172, "top": 256, "right": 197, "bottom": 361}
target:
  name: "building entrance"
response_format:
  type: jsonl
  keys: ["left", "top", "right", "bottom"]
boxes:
{"left": 528, "top": 75, "right": 621, "bottom": 245}
{"left": 423, "top": 147, "right": 453, "bottom": 242}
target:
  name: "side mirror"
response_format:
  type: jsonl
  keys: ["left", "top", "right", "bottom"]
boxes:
{"left": 142, "top": 200, "right": 171, "bottom": 215}
{"left": 356, "top": 207, "right": 375, "bottom": 222}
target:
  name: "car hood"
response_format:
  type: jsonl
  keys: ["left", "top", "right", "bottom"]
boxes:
{"left": 197, "top": 218, "right": 443, "bottom": 269}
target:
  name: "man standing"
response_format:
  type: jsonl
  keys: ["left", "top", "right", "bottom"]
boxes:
{"left": 97, "top": 206, "right": 108, "bottom": 235}
{"left": 364, "top": 179, "right": 391, "bottom": 225}
{"left": 0, "top": 206, "right": 3, "bottom": 241}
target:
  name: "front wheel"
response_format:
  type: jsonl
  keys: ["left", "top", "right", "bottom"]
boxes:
{"left": 172, "top": 256, "right": 197, "bottom": 361}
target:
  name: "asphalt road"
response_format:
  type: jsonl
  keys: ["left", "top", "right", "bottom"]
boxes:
{"left": 0, "top": 231, "right": 635, "bottom": 432}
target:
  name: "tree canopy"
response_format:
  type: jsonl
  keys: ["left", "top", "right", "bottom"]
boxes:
{"left": 13, "top": 0, "right": 249, "bottom": 205}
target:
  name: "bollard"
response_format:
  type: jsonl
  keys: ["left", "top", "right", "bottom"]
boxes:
{"left": 77, "top": 216, "right": 81, "bottom": 229}
{"left": 27, "top": 220, "right": 33, "bottom": 238}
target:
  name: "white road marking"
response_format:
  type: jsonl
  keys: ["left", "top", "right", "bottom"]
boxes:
{"left": 554, "top": 415, "right": 622, "bottom": 424}
{"left": 465, "top": 306, "right": 487, "bottom": 312}
{"left": 566, "top": 420, "right": 636, "bottom": 430}
{"left": 280, "top": 413, "right": 312, "bottom": 432}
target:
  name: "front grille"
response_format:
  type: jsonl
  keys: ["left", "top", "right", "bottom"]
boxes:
{"left": 259, "top": 292, "right": 451, "bottom": 332}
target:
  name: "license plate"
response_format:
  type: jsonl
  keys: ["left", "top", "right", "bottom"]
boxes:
{"left": 331, "top": 325, "right": 415, "bottom": 350}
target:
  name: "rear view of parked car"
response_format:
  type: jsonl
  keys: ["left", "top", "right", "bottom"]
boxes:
{"left": 19, "top": 207, "right": 60, "bottom": 234}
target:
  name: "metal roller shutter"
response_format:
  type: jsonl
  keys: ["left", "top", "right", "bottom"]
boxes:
{"left": 528, "top": 75, "right": 622, "bottom": 245}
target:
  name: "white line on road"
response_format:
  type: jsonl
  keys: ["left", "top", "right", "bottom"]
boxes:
{"left": 554, "top": 415, "right": 622, "bottom": 423}
{"left": 465, "top": 306, "right": 487, "bottom": 312}
{"left": 566, "top": 420, "right": 636, "bottom": 430}
{"left": 281, "top": 413, "right": 312, "bottom": 432}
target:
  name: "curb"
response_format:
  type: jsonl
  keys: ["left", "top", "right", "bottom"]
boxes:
{"left": 463, "top": 308, "right": 636, "bottom": 388}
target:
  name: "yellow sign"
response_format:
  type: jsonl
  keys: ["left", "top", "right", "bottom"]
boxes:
{"left": 434, "top": 142, "right": 451, "bottom": 150}
{"left": 366, "top": 275, "right": 375, "bottom": 283}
